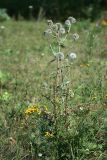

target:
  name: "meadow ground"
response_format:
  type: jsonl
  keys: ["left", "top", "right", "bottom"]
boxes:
{"left": 0, "top": 19, "right": 107, "bottom": 160}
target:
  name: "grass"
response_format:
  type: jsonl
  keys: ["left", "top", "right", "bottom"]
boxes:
{"left": 0, "top": 19, "right": 107, "bottom": 160}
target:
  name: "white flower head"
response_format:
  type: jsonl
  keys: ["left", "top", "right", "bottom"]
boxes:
{"left": 56, "top": 23, "right": 62, "bottom": 29}
{"left": 59, "top": 27, "right": 65, "bottom": 34}
{"left": 28, "top": 5, "right": 33, "bottom": 9}
{"left": 68, "top": 17, "right": 76, "bottom": 23}
{"left": 47, "top": 20, "right": 53, "bottom": 27}
{"left": 68, "top": 52, "right": 77, "bottom": 61}
{"left": 72, "top": 33, "right": 79, "bottom": 40}
{"left": 52, "top": 24, "right": 58, "bottom": 32}
{"left": 55, "top": 52, "right": 64, "bottom": 61}
{"left": 65, "top": 20, "right": 71, "bottom": 27}
{"left": 0, "top": 26, "right": 5, "bottom": 30}
{"left": 44, "top": 29, "right": 52, "bottom": 37}
{"left": 38, "top": 153, "right": 43, "bottom": 157}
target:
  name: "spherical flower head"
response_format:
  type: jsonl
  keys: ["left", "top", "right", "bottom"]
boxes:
{"left": 28, "top": 5, "right": 33, "bottom": 9}
{"left": 65, "top": 20, "right": 71, "bottom": 27}
{"left": 55, "top": 52, "right": 64, "bottom": 61}
{"left": 38, "top": 153, "right": 43, "bottom": 157}
{"left": 0, "top": 26, "right": 5, "bottom": 30}
{"left": 44, "top": 29, "right": 52, "bottom": 37}
{"left": 59, "top": 27, "right": 65, "bottom": 35}
{"left": 68, "top": 52, "right": 77, "bottom": 61}
{"left": 68, "top": 16, "right": 76, "bottom": 23}
{"left": 52, "top": 24, "right": 58, "bottom": 32}
{"left": 56, "top": 23, "right": 62, "bottom": 30}
{"left": 47, "top": 20, "right": 53, "bottom": 27}
{"left": 72, "top": 33, "right": 79, "bottom": 40}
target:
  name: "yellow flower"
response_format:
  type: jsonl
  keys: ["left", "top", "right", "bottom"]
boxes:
{"left": 101, "top": 20, "right": 107, "bottom": 26}
{"left": 105, "top": 94, "right": 107, "bottom": 98}
{"left": 92, "top": 96, "right": 97, "bottom": 100}
{"left": 80, "top": 64, "right": 90, "bottom": 67}
{"left": 25, "top": 105, "right": 41, "bottom": 115}
{"left": 45, "top": 131, "right": 54, "bottom": 137}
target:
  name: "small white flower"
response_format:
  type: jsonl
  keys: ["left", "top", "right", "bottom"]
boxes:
{"left": 28, "top": 5, "right": 33, "bottom": 9}
{"left": 80, "top": 107, "right": 83, "bottom": 111}
{"left": 65, "top": 20, "right": 71, "bottom": 27}
{"left": 44, "top": 29, "right": 52, "bottom": 37}
{"left": 0, "top": 26, "right": 5, "bottom": 29}
{"left": 68, "top": 53, "right": 77, "bottom": 61}
{"left": 38, "top": 153, "right": 43, "bottom": 157}
{"left": 68, "top": 17, "right": 76, "bottom": 23}
{"left": 72, "top": 33, "right": 79, "bottom": 40}
{"left": 59, "top": 27, "right": 65, "bottom": 34}
{"left": 55, "top": 52, "right": 64, "bottom": 61}
{"left": 41, "top": 53, "right": 45, "bottom": 57}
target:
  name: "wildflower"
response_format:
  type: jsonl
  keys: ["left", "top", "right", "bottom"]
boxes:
{"left": 68, "top": 16, "right": 76, "bottom": 23}
{"left": 56, "top": 23, "right": 62, "bottom": 30}
{"left": 52, "top": 24, "right": 58, "bottom": 32}
{"left": 28, "top": 5, "right": 33, "bottom": 9}
{"left": 44, "top": 29, "right": 52, "bottom": 37}
{"left": 55, "top": 52, "right": 64, "bottom": 61}
{"left": 80, "top": 107, "right": 83, "bottom": 111}
{"left": 25, "top": 105, "right": 41, "bottom": 114}
{"left": 101, "top": 20, "right": 107, "bottom": 27}
{"left": 59, "top": 27, "right": 65, "bottom": 35}
{"left": 38, "top": 153, "right": 43, "bottom": 157}
{"left": 0, "top": 26, "right": 5, "bottom": 30}
{"left": 72, "top": 33, "right": 79, "bottom": 40}
{"left": 47, "top": 20, "right": 53, "bottom": 27}
{"left": 68, "top": 52, "right": 77, "bottom": 61}
{"left": 45, "top": 131, "right": 54, "bottom": 137}
{"left": 65, "top": 20, "right": 71, "bottom": 27}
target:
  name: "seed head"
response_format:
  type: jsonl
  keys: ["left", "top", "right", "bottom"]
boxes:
{"left": 68, "top": 17, "right": 76, "bottom": 23}
{"left": 47, "top": 20, "right": 53, "bottom": 27}
{"left": 28, "top": 5, "right": 33, "bottom": 9}
{"left": 0, "top": 26, "right": 5, "bottom": 30}
{"left": 59, "top": 27, "right": 65, "bottom": 34}
{"left": 68, "top": 52, "right": 77, "bottom": 61}
{"left": 65, "top": 20, "right": 71, "bottom": 27}
{"left": 44, "top": 29, "right": 52, "bottom": 37}
{"left": 56, "top": 23, "right": 62, "bottom": 29}
{"left": 52, "top": 24, "right": 58, "bottom": 32}
{"left": 72, "top": 33, "right": 79, "bottom": 40}
{"left": 55, "top": 52, "right": 64, "bottom": 61}
{"left": 38, "top": 153, "right": 43, "bottom": 157}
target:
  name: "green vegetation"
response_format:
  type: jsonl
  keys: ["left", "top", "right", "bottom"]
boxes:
{"left": 0, "top": 19, "right": 107, "bottom": 160}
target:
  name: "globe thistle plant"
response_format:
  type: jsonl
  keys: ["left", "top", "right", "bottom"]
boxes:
{"left": 43, "top": 17, "right": 79, "bottom": 134}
